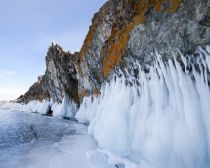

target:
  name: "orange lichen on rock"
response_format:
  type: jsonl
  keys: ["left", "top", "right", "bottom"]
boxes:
{"left": 167, "top": 0, "right": 182, "bottom": 13}
{"left": 79, "top": 26, "right": 95, "bottom": 60}
{"left": 79, "top": 88, "right": 101, "bottom": 100}
{"left": 93, "top": 88, "right": 101, "bottom": 96}
{"left": 81, "top": 0, "right": 182, "bottom": 78}
{"left": 133, "top": 15, "right": 144, "bottom": 25}
{"left": 102, "top": 22, "right": 134, "bottom": 77}
{"left": 102, "top": 0, "right": 166, "bottom": 78}
{"left": 79, "top": 4, "right": 109, "bottom": 61}
{"left": 131, "top": 0, "right": 149, "bottom": 14}
{"left": 79, "top": 89, "right": 89, "bottom": 99}
{"left": 130, "top": 0, "right": 165, "bottom": 13}
{"left": 151, "top": 0, "right": 165, "bottom": 11}
{"left": 130, "top": 0, "right": 182, "bottom": 14}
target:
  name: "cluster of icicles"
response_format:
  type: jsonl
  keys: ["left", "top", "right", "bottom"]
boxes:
{"left": 76, "top": 46, "right": 210, "bottom": 168}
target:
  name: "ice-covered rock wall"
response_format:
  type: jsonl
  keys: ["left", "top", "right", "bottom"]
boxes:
{"left": 10, "top": 0, "right": 210, "bottom": 166}
{"left": 76, "top": 46, "right": 210, "bottom": 168}
{"left": 2, "top": 46, "right": 210, "bottom": 168}
{"left": 19, "top": 0, "right": 210, "bottom": 106}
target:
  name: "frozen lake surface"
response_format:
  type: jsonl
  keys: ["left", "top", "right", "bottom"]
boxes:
{"left": 0, "top": 109, "right": 114, "bottom": 168}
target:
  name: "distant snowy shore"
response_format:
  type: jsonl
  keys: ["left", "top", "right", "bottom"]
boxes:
{"left": 0, "top": 96, "right": 77, "bottom": 119}
{"left": 0, "top": 101, "right": 8, "bottom": 106}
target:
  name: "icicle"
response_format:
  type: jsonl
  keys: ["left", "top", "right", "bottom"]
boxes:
{"left": 76, "top": 46, "right": 210, "bottom": 168}
{"left": 52, "top": 94, "right": 77, "bottom": 118}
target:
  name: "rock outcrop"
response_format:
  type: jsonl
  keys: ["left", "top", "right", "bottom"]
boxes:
{"left": 18, "top": 75, "right": 50, "bottom": 103}
{"left": 18, "top": 0, "right": 210, "bottom": 106}
{"left": 45, "top": 43, "right": 80, "bottom": 104}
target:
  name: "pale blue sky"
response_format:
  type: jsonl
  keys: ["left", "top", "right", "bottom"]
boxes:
{"left": 0, "top": 0, "right": 107, "bottom": 101}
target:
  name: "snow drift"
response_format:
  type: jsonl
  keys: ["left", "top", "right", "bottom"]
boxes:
{"left": 76, "top": 46, "right": 210, "bottom": 168}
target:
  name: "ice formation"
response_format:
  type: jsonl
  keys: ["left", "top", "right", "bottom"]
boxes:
{"left": 76, "top": 46, "right": 210, "bottom": 168}
{"left": 26, "top": 100, "right": 52, "bottom": 114}
{"left": 2, "top": 46, "right": 210, "bottom": 168}
{"left": 1, "top": 95, "right": 77, "bottom": 118}
{"left": 1, "top": 99, "right": 51, "bottom": 115}
{"left": 52, "top": 94, "right": 77, "bottom": 118}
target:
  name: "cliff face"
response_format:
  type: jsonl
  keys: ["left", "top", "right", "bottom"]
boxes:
{"left": 18, "top": 0, "right": 210, "bottom": 105}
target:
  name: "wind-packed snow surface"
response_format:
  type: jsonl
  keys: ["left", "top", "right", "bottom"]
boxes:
{"left": 76, "top": 46, "right": 210, "bottom": 168}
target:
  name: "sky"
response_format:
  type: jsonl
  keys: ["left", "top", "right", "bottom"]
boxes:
{"left": 0, "top": 0, "right": 107, "bottom": 101}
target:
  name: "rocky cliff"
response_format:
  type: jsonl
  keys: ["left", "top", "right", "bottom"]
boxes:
{"left": 18, "top": 0, "right": 210, "bottom": 106}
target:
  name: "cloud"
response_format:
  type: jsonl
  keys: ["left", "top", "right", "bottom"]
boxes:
{"left": 0, "top": 70, "right": 16, "bottom": 76}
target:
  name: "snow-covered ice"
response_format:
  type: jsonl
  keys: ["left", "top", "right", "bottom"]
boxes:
{"left": 0, "top": 109, "right": 114, "bottom": 168}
